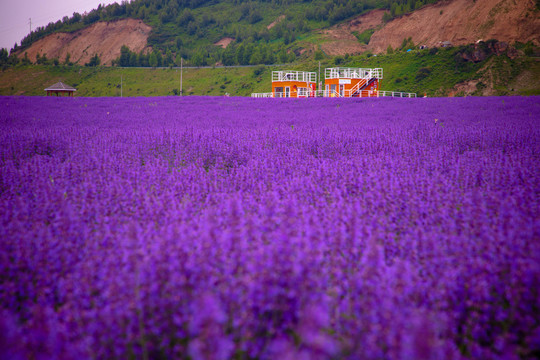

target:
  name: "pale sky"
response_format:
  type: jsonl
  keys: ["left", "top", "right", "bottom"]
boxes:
{"left": 0, "top": 0, "right": 120, "bottom": 51}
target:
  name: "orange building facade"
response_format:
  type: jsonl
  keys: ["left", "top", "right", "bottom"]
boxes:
{"left": 251, "top": 67, "right": 419, "bottom": 98}
{"left": 271, "top": 71, "right": 317, "bottom": 98}
{"left": 324, "top": 67, "right": 383, "bottom": 97}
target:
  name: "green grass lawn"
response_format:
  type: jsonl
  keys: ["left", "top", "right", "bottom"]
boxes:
{"left": 1, "top": 48, "right": 538, "bottom": 97}
{"left": 0, "top": 65, "right": 276, "bottom": 97}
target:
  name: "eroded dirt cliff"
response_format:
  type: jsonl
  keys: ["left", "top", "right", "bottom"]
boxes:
{"left": 320, "top": 0, "right": 540, "bottom": 55}
{"left": 17, "top": 19, "right": 151, "bottom": 65}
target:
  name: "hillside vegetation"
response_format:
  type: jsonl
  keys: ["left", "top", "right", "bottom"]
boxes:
{"left": 11, "top": 0, "right": 442, "bottom": 66}
{"left": 4, "top": 0, "right": 538, "bottom": 69}
{"left": 1, "top": 44, "right": 538, "bottom": 97}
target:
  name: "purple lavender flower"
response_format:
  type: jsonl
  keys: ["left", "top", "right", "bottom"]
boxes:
{"left": 0, "top": 95, "right": 538, "bottom": 359}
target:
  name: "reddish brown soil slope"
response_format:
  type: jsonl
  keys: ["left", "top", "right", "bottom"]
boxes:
{"left": 369, "top": 0, "right": 540, "bottom": 53}
{"left": 320, "top": 10, "right": 386, "bottom": 56}
{"left": 17, "top": 19, "right": 151, "bottom": 65}
{"left": 321, "top": 0, "right": 539, "bottom": 55}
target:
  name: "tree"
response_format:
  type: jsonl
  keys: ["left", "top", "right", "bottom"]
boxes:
{"left": 155, "top": 51, "right": 163, "bottom": 67}
{"left": 191, "top": 49, "right": 205, "bottom": 66}
{"left": 137, "top": 6, "right": 147, "bottom": 20}
{"left": 390, "top": 3, "right": 398, "bottom": 17}
{"left": 177, "top": 9, "right": 194, "bottom": 27}
{"left": 243, "top": 44, "right": 254, "bottom": 64}
{"left": 149, "top": 52, "right": 158, "bottom": 68}
{"left": 129, "top": 53, "right": 137, "bottom": 67}
{"left": 84, "top": 10, "right": 101, "bottom": 25}
{"left": 288, "top": 51, "right": 296, "bottom": 63}
{"left": 221, "top": 45, "right": 236, "bottom": 65}
{"left": 0, "top": 48, "right": 8, "bottom": 65}
{"left": 249, "top": 49, "right": 263, "bottom": 65}
{"left": 7, "top": 53, "right": 19, "bottom": 66}
{"left": 187, "top": 22, "right": 198, "bottom": 36}
{"left": 138, "top": 51, "right": 149, "bottom": 67}
{"left": 119, "top": 45, "right": 131, "bottom": 66}
{"left": 71, "top": 12, "right": 82, "bottom": 24}
{"left": 176, "top": 37, "right": 183, "bottom": 49}
{"left": 165, "top": 49, "right": 174, "bottom": 66}
{"left": 278, "top": 48, "right": 288, "bottom": 63}
{"left": 36, "top": 53, "right": 51, "bottom": 65}
{"left": 175, "top": 53, "right": 183, "bottom": 67}
{"left": 265, "top": 47, "right": 275, "bottom": 64}
{"left": 248, "top": 9, "right": 262, "bottom": 24}
{"left": 85, "top": 53, "right": 101, "bottom": 67}
{"left": 21, "top": 52, "right": 31, "bottom": 65}
{"left": 387, "top": 45, "right": 394, "bottom": 54}
{"left": 236, "top": 44, "right": 245, "bottom": 65}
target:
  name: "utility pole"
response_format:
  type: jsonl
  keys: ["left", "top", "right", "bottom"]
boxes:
{"left": 29, "top": 18, "right": 32, "bottom": 40}
{"left": 318, "top": 61, "right": 321, "bottom": 94}
{"left": 180, "top": 57, "right": 183, "bottom": 96}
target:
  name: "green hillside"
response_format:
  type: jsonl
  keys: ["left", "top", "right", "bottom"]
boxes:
{"left": 2, "top": 45, "right": 538, "bottom": 97}
{"left": 11, "top": 0, "right": 441, "bottom": 67}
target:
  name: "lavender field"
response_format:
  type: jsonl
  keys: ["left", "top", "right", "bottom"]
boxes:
{"left": 1, "top": 95, "right": 539, "bottom": 359}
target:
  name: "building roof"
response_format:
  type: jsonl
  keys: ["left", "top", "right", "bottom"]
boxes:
{"left": 44, "top": 82, "right": 77, "bottom": 91}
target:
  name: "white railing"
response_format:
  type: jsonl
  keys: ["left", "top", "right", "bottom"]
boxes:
{"left": 346, "top": 89, "right": 378, "bottom": 97}
{"left": 272, "top": 70, "right": 317, "bottom": 82}
{"left": 251, "top": 92, "right": 274, "bottom": 98}
{"left": 346, "top": 80, "right": 363, "bottom": 97}
{"left": 251, "top": 90, "right": 417, "bottom": 98}
{"left": 251, "top": 90, "right": 340, "bottom": 98}
{"left": 314, "top": 90, "right": 341, "bottom": 98}
{"left": 325, "top": 67, "right": 383, "bottom": 80}
{"left": 379, "top": 91, "right": 417, "bottom": 98}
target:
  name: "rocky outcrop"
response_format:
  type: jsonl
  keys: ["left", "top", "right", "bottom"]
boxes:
{"left": 458, "top": 40, "right": 519, "bottom": 62}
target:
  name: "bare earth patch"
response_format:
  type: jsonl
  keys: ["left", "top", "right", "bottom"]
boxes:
{"left": 267, "top": 15, "right": 285, "bottom": 30}
{"left": 368, "top": 0, "right": 540, "bottom": 53}
{"left": 214, "top": 37, "right": 235, "bottom": 48}
{"left": 17, "top": 19, "right": 152, "bottom": 65}
{"left": 320, "top": 10, "right": 386, "bottom": 56}
{"left": 318, "top": 0, "right": 539, "bottom": 56}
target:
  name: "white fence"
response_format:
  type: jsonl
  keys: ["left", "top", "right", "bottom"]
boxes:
{"left": 251, "top": 92, "right": 274, "bottom": 98}
{"left": 378, "top": 91, "right": 417, "bottom": 98}
{"left": 251, "top": 90, "right": 416, "bottom": 98}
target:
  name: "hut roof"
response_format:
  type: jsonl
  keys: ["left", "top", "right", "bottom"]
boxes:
{"left": 44, "top": 82, "right": 77, "bottom": 91}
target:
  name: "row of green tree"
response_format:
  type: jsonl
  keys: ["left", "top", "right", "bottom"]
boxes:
{"left": 0, "top": 48, "right": 19, "bottom": 69}
{"left": 113, "top": 41, "right": 296, "bottom": 68}
{"left": 0, "top": 49, "right": 102, "bottom": 69}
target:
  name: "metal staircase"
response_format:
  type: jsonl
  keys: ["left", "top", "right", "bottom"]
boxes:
{"left": 350, "top": 77, "right": 378, "bottom": 97}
